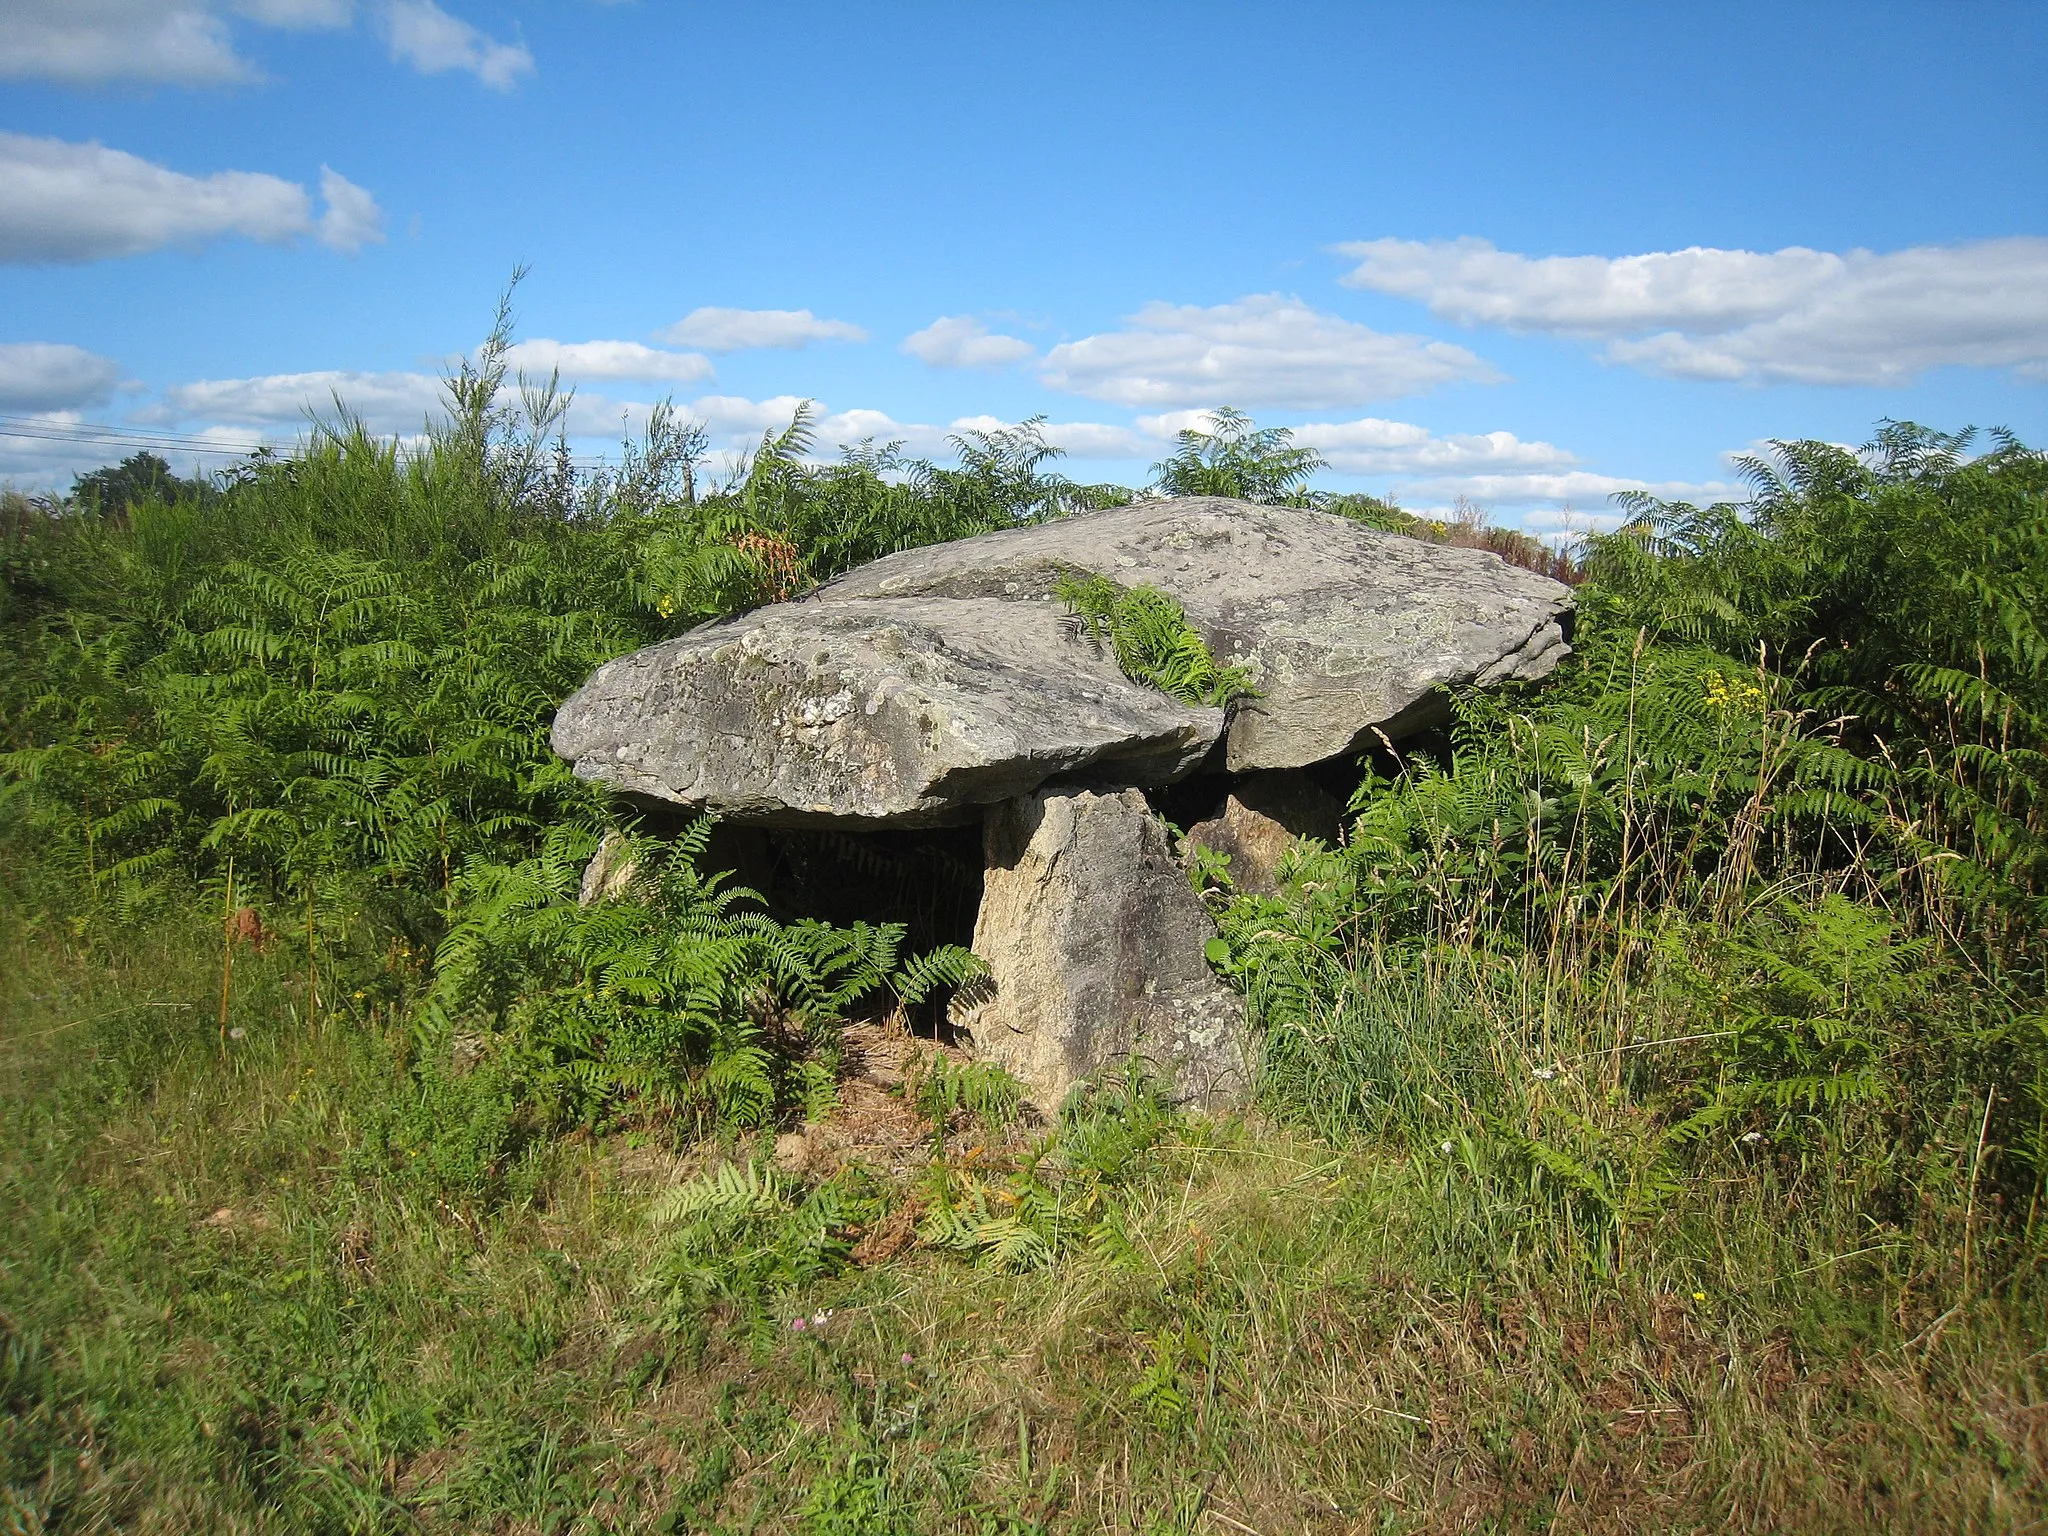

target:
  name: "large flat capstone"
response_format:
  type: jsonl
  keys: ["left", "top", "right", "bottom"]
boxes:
{"left": 815, "top": 497, "right": 1572, "bottom": 771}
{"left": 552, "top": 595, "right": 1222, "bottom": 826}
{"left": 551, "top": 498, "right": 1572, "bottom": 824}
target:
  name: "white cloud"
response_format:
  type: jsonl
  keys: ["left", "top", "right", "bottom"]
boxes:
{"left": 234, "top": 0, "right": 354, "bottom": 24}
{"left": 0, "top": 1, "right": 535, "bottom": 91}
{"left": 1039, "top": 294, "right": 1499, "bottom": 410}
{"left": 1127, "top": 408, "right": 1218, "bottom": 439}
{"left": 156, "top": 369, "right": 447, "bottom": 435}
{"left": 154, "top": 370, "right": 669, "bottom": 443}
{"left": 316, "top": 165, "right": 384, "bottom": 252}
{"left": 501, "top": 339, "right": 714, "bottom": 386}
{"left": 644, "top": 399, "right": 951, "bottom": 459}
{"left": 1032, "top": 421, "right": 1153, "bottom": 460}
{"left": 682, "top": 393, "right": 816, "bottom": 436}
{"left": 0, "top": 409, "right": 289, "bottom": 490}
{"left": 552, "top": 392, "right": 660, "bottom": 440}
{"left": 815, "top": 409, "right": 1174, "bottom": 462}
{"left": 1336, "top": 237, "right": 1834, "bottom": 336}
{"left": 1519, "top": 506, "right": 1632, "bottom": 537}
{"left": 0, "top": 415, "right": 128, "bottom": 488}
{"left": 0, "top": 133, "right": 384, "bottom": 265}
{"left": 901, "top": 316, "right": 1035, "bottom": 369}
{"left": 0, "top": 343, "right": 124, "bottom": 412}
{"left": 658, "top": 308, "right": 869, "bottom": 352}
{"left": 1337, "top": 235, "right": 2048, "bottom": 386}
{"left": 0, "top": 1, "right": 251, "bottom": 86}
{"left": 1397, "top": 468, "right": 1738, "bottom": 510}
{"left": 1287, "top": 418, "right": 1578, "bottom": 477}
{"left": 0, "top": 133, "right": 306, "bottom": 262}
{"left": 1132, "top": 408, "right": 1577, "bottom": 477}
{"left": 0, "top": 0, "right": 352, "bottom": 87}
{"left": 380, "top": 0, "right": 531, "bottom": 89}
{"left": 1129, "top": 403, "right": 1729, "bottom": 516}
{"left": 810, "top": 407, "right": 938, "bottom": 454}
{"left": 0, "top": 1, "right": 540, "bottom": 91}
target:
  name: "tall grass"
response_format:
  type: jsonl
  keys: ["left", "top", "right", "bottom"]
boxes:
{"left": 1209, "top": 425, "right": 2047, "bottom": 1306}
{"left": 4, "top": 899, "right": 2041, "bottom": 1532}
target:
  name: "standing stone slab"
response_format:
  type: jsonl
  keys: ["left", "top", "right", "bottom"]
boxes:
{"left": 954, "top": 787, "right": 1248, "bottom": 1111}
{"left": 577, "top": 829, "right": 640, "bottom": 905}
{"left": 1182, "top": 769, "right": 1345, "bottom": 896}
{"left": 815, "top": 497, "right": 1572, "bottom": 771}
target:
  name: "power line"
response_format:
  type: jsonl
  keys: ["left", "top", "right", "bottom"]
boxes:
{"left": 0, "top": 414, "right": 619, "bottom": 471}
{"left": 0, "top": 414, "right": 278, "bottom": 457}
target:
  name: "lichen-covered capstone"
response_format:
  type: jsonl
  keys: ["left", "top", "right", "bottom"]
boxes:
{"left": 551, "top": 497, "right": 1571, "bottom": 824}
{"left": 551, "top": 595, "right": 1222, "bottom": 826}
{"left": 814, "top": 497, "right": 1573, "bottom": 771}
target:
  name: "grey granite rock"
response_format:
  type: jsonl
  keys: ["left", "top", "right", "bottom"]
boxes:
{"left": 577, "top": 828, "right": 640, "bottom": 905}
{"left": 551, "top": 497, "right": 1571, "bottom": 825}
{"left": 815, "top": 497, "right": 1572, "bottom": 770}
{"left": 1181, "top": 769, "right": 1344, "bottom": 897}
{"left": 953, "top": 787, "right": 1248, "bottom": 1111}
{"left": 551, "top": 595, "right": 1222, "bottom": 826}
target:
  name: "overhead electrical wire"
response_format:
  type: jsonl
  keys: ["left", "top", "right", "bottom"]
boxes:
{"left": 0, "top": 414, "right": 619, "bottom": 471}
{"left": 0, "top": 413, "right": 279, "bottom": 457}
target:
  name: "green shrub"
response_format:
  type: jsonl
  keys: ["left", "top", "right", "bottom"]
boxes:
{"left": 1207, "top": 423, "right": 2048, "bottom": 1267}
{"left": 1054, "top": 571, "right": 1258, "bottom": 707}
{"left": 426, "top": 820, "right": 984, "bottom": 1138}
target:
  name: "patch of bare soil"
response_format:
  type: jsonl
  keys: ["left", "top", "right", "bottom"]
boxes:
{"left": 771, "top": 1018, "right": 955, "bottom": 1180}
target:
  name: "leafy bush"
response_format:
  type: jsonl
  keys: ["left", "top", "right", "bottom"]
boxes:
{"left": 1054, "top": 571, "right": 1258, "bottom": 707}
{"left": 919, "top": 1067, "right": 1177, "bottom": 1270}
{"left": 641, "top": 1159, "right": 878, "bottom": 1343}
{"left": 911, "top": 1054, "right": 1026, "bottom": 1139}
{"left": 427, "top": 820, "right": 985, "bottom": 1136}
{"left": 1148, "top": 407, "right": 1322, "bottom": 504}
{"left": 640, "top": 407, "right": 1131, "bottom": 623}
{"left": 1206, "top": 423, "right": 2048, "bottom": 1266}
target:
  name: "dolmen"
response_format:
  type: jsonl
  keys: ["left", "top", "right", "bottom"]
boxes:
{"left": 552, "top": 497, "right": 1573, "bottom": 1111}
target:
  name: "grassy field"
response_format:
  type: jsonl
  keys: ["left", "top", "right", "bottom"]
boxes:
{"left": 5, "top": 390, "right": 2046, "bottom": 1531}
{"left": 6, "top": 899, "right": 2043, "bottom": 1536}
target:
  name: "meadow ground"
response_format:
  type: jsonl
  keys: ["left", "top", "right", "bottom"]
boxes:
{"left": 5, "top": 902, "right": 2042, "bottom": 1536}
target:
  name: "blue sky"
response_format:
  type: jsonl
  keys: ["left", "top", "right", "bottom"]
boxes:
{"left": 3, "top": 0, "right": 2044, "bottom": 532}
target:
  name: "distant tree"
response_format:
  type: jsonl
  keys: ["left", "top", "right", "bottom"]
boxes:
{"left": 1150, "top": 407, "right": 1323, "bottom": 505}
{"left": 70, "top": 452, "right": 212, "bottom": 521}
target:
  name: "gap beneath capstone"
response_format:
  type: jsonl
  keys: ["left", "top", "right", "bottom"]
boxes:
{"left": 697, "top": 818, "right": 984, "bottom": 1036}
{"left": 709, "top": 821, "right": 983, "bottom": 952}
{"left": 604, "top": 735, "right": 1455, "bottom": 1069}
{"left": 1138, "top": 730, "right": 1445, "bottom": 838}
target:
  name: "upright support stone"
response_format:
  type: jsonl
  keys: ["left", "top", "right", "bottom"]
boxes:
{"left": 1182, "top": 768, "right": 1344, "bottom": 896}
{"left": 578, "top": 829, "right": 639, "bottom": 905}
{"left": 953, "top": 787, "right": 1248, "bottom": 1112}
